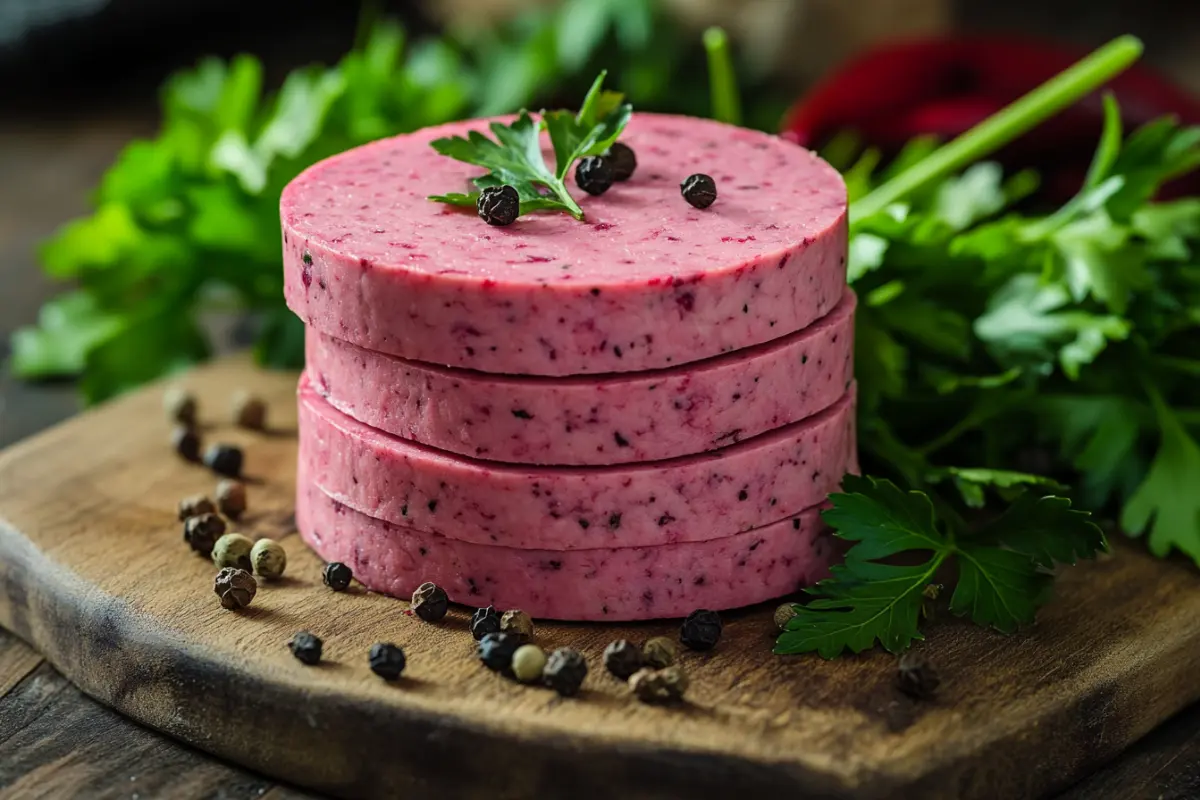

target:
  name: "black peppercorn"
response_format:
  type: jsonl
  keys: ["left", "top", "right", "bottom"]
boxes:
{"left": 477, "top": 184, "right": 519, "bottom": 226}
{"left": 470, "top": 606, "right": 501, "bottom": 641}
{"left": 323, "top": 561, "right": 353, "bottom": 591}
{"left": 184, "top": 513, "right": 226, "bottom": 558}
{"left": 203, "top": 443, "right": 243, "bottom": 477}
{"left": 172, "top": 425, "right": 201, "bottom": 462}
{"left": 605, "top": 142, "right": 637, "bottom": 181}
{"left": 478, "top": 632, "right": 520, "bottom": 673}
{"left": 680, "top": 609, "right": 723, "bottom": 651}
{"left": 369, "top": 642, "right": 407, "bottom": 680}
{"left": 681, "top": 173, "right": 718, "bottom": 209}
{"left": 289, "top": 631, "right": 323, "bottom": 665}
{"left": 411, "top": 581, "right": 449, "bottom": 622}
{"left": 603, "top": 639, "right": 643, "bottom": 680}
{"left": 897, "top": 652, "right": 940, "bottom": 699}
{"left": 543, "top": 647, "right": 588, "bottom": 697}
{"left": 575, "top": 156, "right": 614, "bottom": 196}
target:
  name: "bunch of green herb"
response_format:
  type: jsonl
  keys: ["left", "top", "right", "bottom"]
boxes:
{"left": 773, "top": 36, "right": 1200, "bottom": 657}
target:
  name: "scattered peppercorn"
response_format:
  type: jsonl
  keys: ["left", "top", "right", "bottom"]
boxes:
{"left": 602, "top": 639, "right": 643, "bottom": 680}
{"left": 203, "top": 443, "right": 243, "bottom": 477}
{"left": 231, "top": 390, "right": 267, "bottom": 430}
{"left": 575, "top": 156, "right": 614, "bottom": 196}
{"left": 215, "top": 479, "right": 247, "bottom": 519}
{"left": 214, "top": 567, "right": 256, "bottom": 610}
{"left": 172, "top": 425, "right": 201, "bottom": 462}
{"left": 411, "top": 582, "right": 449, "bottom": 622}
{"left": 323, "top": 561, "right": 353, "bottom": 591}
{"left": 511, "top": 644, "right": 547, "bottom": 684}
{"left": 250, "top": 538, "right": 287, "bottom": 579}
{"left": 212, "top": 533, "right": 254, "bottom": 572}
{"left": 500, "top": 609, "right": 534, "bottom": 642}
{"left": 470, "top": 606, "right": 501, "bottom": 641}
{"left": 774, "top": 602, "right": 798, "bottom": 632}
{"left": 642, "top": 636, "right": 678, "bottom": 669}
{"left": 681, "top": 173, "right": 718, "bottom": 209}
{"left": 478, "top": 632, "right": 520, "bottom": 673}
{"left": 289, "top": 631, "right": 323, "bottom": 665}
{"left": 680, "top": 609, "right": 723, "bottom": 651}
{"left": 369, "top": 643, "right": 407, "bottom": 680}
{"left": 629, "top": 665, "right": 689, "bottom": 704}
{"left": 177, "top": 494, "right": 215, "bottom": 521}
{"left": 543, "top": 647, "right": 588, "bottom": 697}
{"left": 477, "top": 184, "right": 519, "bottom": 226}
{"left": 163, "top": 386, "right": 197, "bottom": 426}
{"left": 184, "top": 513, "right": 226, "bottom": 558}
{"left": 896, "top": 652, "right": 940, "bottom": 700}
{"left": 605, "top": 142, "right": 637, "bottom": 181}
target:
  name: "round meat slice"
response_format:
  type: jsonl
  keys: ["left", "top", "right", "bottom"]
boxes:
{"left": 306, "top": 288, "right": 856, "bottom": 466}
{"left": 282, "top": 112, "right": 847, "bottom": 375}
{"left": 298, "top": 372, "right": 857, "bottom": 550}
{"left": 296, "top": 469, "right": 834, "bottom": 621}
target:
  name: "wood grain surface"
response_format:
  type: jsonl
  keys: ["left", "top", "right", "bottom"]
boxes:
{"left": 1, "top": 357, "right": 1200, "bottom": 799}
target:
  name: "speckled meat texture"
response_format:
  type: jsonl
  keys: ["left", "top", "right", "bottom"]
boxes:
{"left": 296, "top": 465, "right": 835, "bottom": 620}
{"left": 282, "top": 113, "right": 848, "bottom": 375}
{"left": 298, "top": 373, "right": 858, "bottom": 549}
{"left": 306, "top": 288, "right": 856, "bottom": 466}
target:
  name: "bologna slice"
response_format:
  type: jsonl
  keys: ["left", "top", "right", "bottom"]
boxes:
{"left": 282, "top": 113, "right": 848, "bottom": 375}
{"left": 298, "top": 372, "right": 857, "bottom": 550}
{"left": 306, "top": 288, "right": 856, "bottom": 466}
{"left": 296, "top": 468, "right": 834, "bottom": 621}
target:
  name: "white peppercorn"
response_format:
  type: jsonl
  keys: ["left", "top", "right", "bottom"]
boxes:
{"left": 511, "top": 645, "right": 547, "bottom": 684}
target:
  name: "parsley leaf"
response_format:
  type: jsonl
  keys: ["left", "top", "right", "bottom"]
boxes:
{"left": 776, "top": 476, "right": 1105, "bottom": 658}
{"left": 429, "top": 71, "right": 631, "bottom": 221}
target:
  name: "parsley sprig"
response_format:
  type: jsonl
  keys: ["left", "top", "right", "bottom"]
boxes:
{"left": 428, "top": 71, "right": 632, "bottom": 220}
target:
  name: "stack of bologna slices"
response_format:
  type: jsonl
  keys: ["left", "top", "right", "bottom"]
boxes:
{"left": 282, "top": 113, "right": 856, "bottom": 621}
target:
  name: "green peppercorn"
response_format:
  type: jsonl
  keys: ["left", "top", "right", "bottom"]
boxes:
{"left": 163, "top": 386, "right": 197, "bottom": 426}
{"left": 478, "top": 632, "right": 519, "bottom": 673}
{"left": 629, "top": 665, "right": 689, "bottom": 704}
{"left": 289, "top": 631, "right": 323, "bottom": 665}
{"left": 511, "top": 644, "right": 546, "bottom": 684}
{"left": 774, "top": 602, "right": 798, "bottom": 632}
{"left": 323, "top": 561, "right": 353, "bottom": 591}
{"left": 215, "top": 479, "right": 247, "bottom": 519}
{"left": 212, "top": 533, "right": 254, "bottom": 572}
{"left": 411, "top": 582, "right": 449, "bottom": 622}
{"left": 543, "top": 647, "right": 587, "bottom": 697}
{"left": 171, "top": 425, "right": 201, "bottom": 462}
{"left": 214, "top": 567, "right": 256, "bottom": 610}
{"left": 500, "top": 609, "right": 534, "bottom": 642}
{"left": 250, "top": 538, "right": 287, "bottom": 579}
{"left": 680, "top": 609, "right": 723, "bottom": 651}
{"left": 184, "top": 513, "right": 226, "bottom": 558}
{"left": 603, "top": 639, "right": 643, "bottom": 680}
{"left": 369, "top": 643, "right": 407, "bottom": 680}
{"left": 177, "top": 494, "right": 215, "bottom": 521}
{"left": 642, "top": 636, "right": 677, "bottom": 669}
{"left": 231, "top": 390, "right": 268, "bottom": 430}
{"left": 203, "top": 443, "right": 243, "bottom": 477}
{"left": 470, "top": 606, "right": 501, "bottom": 641}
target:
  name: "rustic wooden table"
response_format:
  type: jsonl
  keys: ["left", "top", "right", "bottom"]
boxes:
{"left": 1, "top": 104, "right": 1199, "bottom": 800}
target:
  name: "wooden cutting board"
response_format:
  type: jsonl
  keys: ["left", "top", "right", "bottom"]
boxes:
{"left": 1, "top": 356, "right": 1199, "bottom": 800}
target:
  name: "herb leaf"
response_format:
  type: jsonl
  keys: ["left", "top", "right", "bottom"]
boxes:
{"left": 775, "top": 476, "right": 1105, "bottom": 658}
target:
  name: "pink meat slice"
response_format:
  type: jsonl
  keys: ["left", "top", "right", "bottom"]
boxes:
{"left": 306, "top": 288, "right": 856, "bottom": 466}
{"left": 296, "top": 466, "right": 834, "bottom": 620}
{"left": 298, "top": 373, "right": 857, "bottom": 550}
{"left": 282, "top": 113, "right": 848, "bottom": 375}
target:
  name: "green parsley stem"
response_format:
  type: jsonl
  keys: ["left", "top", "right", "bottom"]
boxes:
{"left": 851, "top": 35, "right": 1144, "bottom": 221}
{"left": 704, "top": 27, "right": 742, "bottom": 126}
